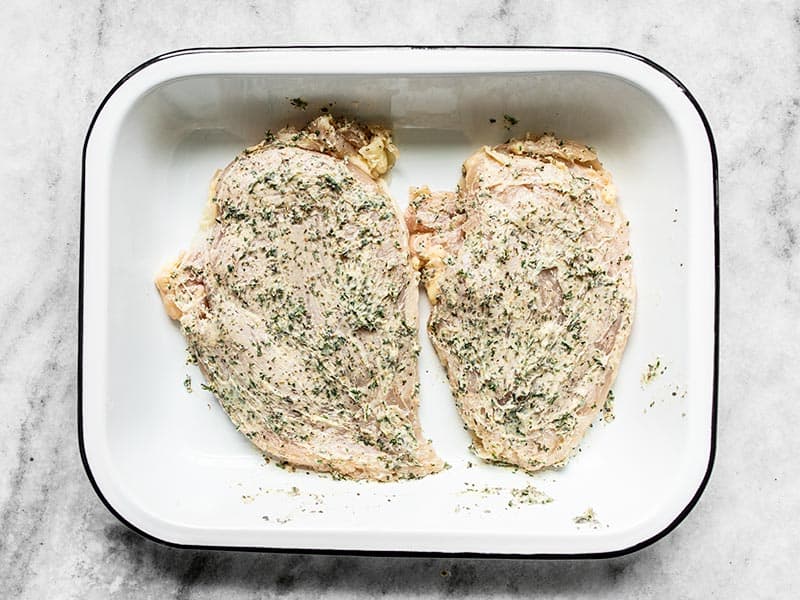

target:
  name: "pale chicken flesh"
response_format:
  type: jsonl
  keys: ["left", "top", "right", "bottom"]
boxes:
{"left": 407, "top": 134, "right": 635, "bottom": 472}
{"left": 156, "top": 115, "right": 443, "bottom": 480}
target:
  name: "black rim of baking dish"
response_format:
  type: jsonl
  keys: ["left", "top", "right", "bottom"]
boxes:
{"left": 78, "top": 45, "right": 719, "bottom": 559}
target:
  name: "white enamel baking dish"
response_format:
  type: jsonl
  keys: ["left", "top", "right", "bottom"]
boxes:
{"left": 80, "top": 47, "right": 717, "bottom": 557}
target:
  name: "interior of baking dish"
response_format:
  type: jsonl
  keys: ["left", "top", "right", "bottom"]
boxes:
{"left": 80, "top": 48, "right": 716, "bottom": 556}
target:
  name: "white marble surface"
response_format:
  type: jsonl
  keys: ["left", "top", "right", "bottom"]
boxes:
{"left": 1, "top": 0, "right": 798, "bottom": 597}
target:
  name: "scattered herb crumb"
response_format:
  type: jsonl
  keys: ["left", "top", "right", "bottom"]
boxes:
{"left": 460, "top": 482, "right": 552, "bottom": 508}
{"left": 573, "top": 507, "right": 600, "bottom": 526}
{"left": 603, "top": 390, "right": 615, "bottom": 422}
{"left": 462, "top": 483, "right": 503, "bottom": 495}
{"left": 503, "top": 114, "right": 519, "bottom": 130}
{"left": 289, "top": 97, "right": 308, "bottom": 110}
{"left": 183, "top": 374, "right": 192, "bottom": 393}
{"left": 489, "top": 117, "right": 497, "bottom": 124}
{"left": 641, "top": 357, "right": 666, "bottom": 386}
{"left": 185, "top": 348, "right": 197, "bottom": 365}
{"left": 510, "top": 485, "right": 553, "bottom": 505}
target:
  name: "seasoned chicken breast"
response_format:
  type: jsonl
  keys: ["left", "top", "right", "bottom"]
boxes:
{"left": 407, "top": 134, "right": 634, "bottom": 472}
{"left": 156, "top": 115, "right": 443, "bottom": 481}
